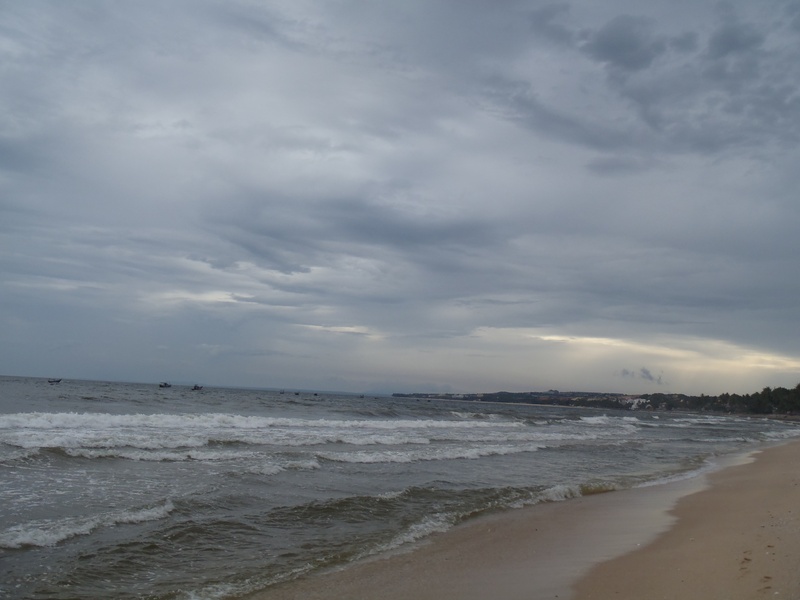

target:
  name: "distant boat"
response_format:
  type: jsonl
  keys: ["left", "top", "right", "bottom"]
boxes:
{"left": 191, "top": 385, "right": 203, "bottom": 391}
{"left": 48, "top": 378, "right": 62, "bottom": 384}
{"left": 159, "top": 382, "right": 172, "bottom": 388}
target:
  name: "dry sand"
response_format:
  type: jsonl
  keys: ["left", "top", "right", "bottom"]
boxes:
{"left": 248, "top": 440, "right": 800, "bottom": 600}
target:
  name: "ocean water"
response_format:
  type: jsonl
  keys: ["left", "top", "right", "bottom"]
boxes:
{"left": 1, "top": 376, "right": 798, "bottom": 599}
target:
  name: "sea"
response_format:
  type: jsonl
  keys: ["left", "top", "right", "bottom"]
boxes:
{"left": 2, "top": 376, "right": 799, "bottom": 600}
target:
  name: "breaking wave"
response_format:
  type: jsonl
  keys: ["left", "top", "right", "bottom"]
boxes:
{"left": 0, "top": 501, "right": 175, "bottom": 549}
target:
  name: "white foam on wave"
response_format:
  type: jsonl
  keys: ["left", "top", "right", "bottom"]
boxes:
{"left": 579, "top": 415, "right": 639, "bottom": 428}
{"left": 317, "top": 442, "right": 547, "bottom": 464}
{"left": 538, "top": 484, "right": 583, "bottom": 502}
{"left": 536, "top": 481, "right": 621, "bottom": 502}
{"left": 64, "top": 448, "right": 261, "bottom": 462}
{"left": 450, "top": 411, "right": 479, "bottom": 419}
{"left": 0, "top": 412, "right": 521, "bottom": 431}
{"left": 192, "top": 563, "right": 318, "bottom": 600}
{"left": 0, "top": 446, "right": 40, "bottom": 463}
{"left": 764, "top": 427, "right": 800, "bottom": 440}
{"left": 0, "top": 501, "right": 175, "bottom": 548}
{"left": 182, "top": 583, "right": 239, "bottom": 600}
{"left": 356, "top": 512, "right": 455, "bottom": 561}
{"left": 634, "top": 463, "right": 714, "bottom": 488}
{"left": 283, "top": 458, "right": 321, "bottom": 471}
{"left": 576, "top": 415, "right": 641, "bottom": 437}
{"left": 670, "top": 415, "right": 732, "bottom": 425}
{"left": 352, "top": 482, "right": 605, "bottom": 562}
{"left": 245, "top": 458, "right": 324, "bottom": 475}
{"left": 579, "top": 415, "right": 612, "bottom": 425}
{"left": 0, "top": 411, "right": 530, "bottom": 452}
{"left": 246, "top": 463, "right": 285, "bottom": 476}
{"left": 691, "top": 436, "right": 759, "bottom": 444}
{"left": 449, "top": 411, "right": 506, "bottom": 421}
{"left": 352, "top": 480, "right": 631, "bottom": 563}
{"left": 385, "top": 512, "right": 453, "bottom": 546}
{"left": 326, "top": 432, "right": 432, "bottom": 446}
{"left": 655, "top": 421, "right": 693, "bottom": 429}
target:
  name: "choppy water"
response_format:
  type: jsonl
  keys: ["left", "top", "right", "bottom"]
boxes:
{"left": 1, "top": 376, "right": 798, "bottom": 599}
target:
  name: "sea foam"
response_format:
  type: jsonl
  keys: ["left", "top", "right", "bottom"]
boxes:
{"left": 0, "top": 501, "right": 175, "bottom": 548}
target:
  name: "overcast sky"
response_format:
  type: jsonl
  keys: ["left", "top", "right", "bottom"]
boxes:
{"left": 2, "top": 1, "right": 800, "bottom": 395}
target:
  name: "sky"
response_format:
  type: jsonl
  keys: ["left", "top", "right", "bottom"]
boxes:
{"left": 2, "top": 0, "right": 800, "bottom": 395}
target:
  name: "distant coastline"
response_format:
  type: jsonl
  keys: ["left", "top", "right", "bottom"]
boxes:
{"left": 393, "top": 384, "right": 800, "bottom": 416}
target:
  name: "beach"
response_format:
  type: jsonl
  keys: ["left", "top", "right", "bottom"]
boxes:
{"left": 251, "top": 440, "right": 800, "bottom": 600}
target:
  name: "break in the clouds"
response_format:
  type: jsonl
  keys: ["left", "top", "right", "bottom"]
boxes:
{"left": 1, "top": 0, "right": 800, "bottom": 394}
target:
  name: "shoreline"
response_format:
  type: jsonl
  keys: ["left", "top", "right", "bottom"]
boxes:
{"left": 247, "top": 442, "right": 800, "bottom": 600}
{"left": 573, "top": 439, "right": 800, "bottom": 599}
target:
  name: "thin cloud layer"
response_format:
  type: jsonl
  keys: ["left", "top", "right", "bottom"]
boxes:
{"left": 1, "top": 0, "right": 799, "bottom": 394}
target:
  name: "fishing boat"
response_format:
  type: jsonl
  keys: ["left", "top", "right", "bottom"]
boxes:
{"left": 159, "top": 382, "right": 172, "bottom": 388}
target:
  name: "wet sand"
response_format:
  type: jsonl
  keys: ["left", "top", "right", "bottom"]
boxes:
{"left": 248, "top": 440, "right": 800, "bottom": 600}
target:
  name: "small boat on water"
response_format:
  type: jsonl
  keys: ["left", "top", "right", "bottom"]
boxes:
{"left": 48, "top": 378, "right": 62, "bottom": 384}
{"left": 191, "top": 385, "right": 203, "bottom": 391}
{"left": 159, "top": 382, "right": 172, "bottom": 388}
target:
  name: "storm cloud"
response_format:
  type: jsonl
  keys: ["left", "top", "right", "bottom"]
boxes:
{"left": 1, "top": 0, "right": 799, "bottom": 394}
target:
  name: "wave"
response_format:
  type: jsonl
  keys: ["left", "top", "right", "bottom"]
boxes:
{"left": 316, "top": 442, "right": 548, "bottom": 464}
{"left": 579, "top": 415, "right": 640, "bottom": 430}
{"left": 449, "top": 411, "right": 507, "bottom": 420}
{"left": 357, "top": 512, "right": 455, "bottom": 558}
{"left": 241, "top": 457, "right": 322, "bottom": 475}
{"left": 58, "top": 448, "right": 326, "bottom": 475}
{"left": 764, "top": 428, "right": 800, "bottom": 440}
{"left": 579, "top": 415, "right": 613, "bottom": 425}
{"left": 292, "top": 479, "right": 628, "bottom": 567}
{"left": 634, "top": 462, "right": 715, "bottom": 488}
{"left": 0, "top": 412, "right": 524, "bottom": 432}
{"left": 0, "top": 446, "right": 40, "bottom": 463}
{"left": 64, "top": 448, "right": 263, "bottom": 461}
{"left": 0, "top": 501, "right": 175, "bottom": 549}
{"left": 0, "top": 411, "right": 625, "bottom": 456}
{"left": 283, "top": 458, "right": 322, "bottom": 470}
{"left": 245, "top": 464, "right": 286, "bottom": 476}
{"left": 669, "top": 416, "right": 738, "bottom": 425}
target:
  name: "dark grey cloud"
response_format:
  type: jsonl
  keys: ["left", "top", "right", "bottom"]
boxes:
{"left": 317, "top": 199, "right": 498, "bottom": 250}
{"left": 491, "top": 4, "right": 800, "bottom": 157}
{"left": 584, "top": 155, "right": 656, "bottom": 175}
{"left": 583, "top": 15, "right": 667, "bottom": 71}
{"left": 483, "top": 76, "right": 641, "bottom": 151}
{"left": 620, "top": 368, "right": 664, "bottom": 385}
{"left": 668, "top": 31, "right": 699, "bottom": 53}
{"left": 529, "top": 3, "right": 575, "bottom": 45}
{"left": 707, "top": 20, "right": 764, "bottom": 58}
{"left": 640, "top": 368, "right": 662, "bottom": 384}
{"left": 790, "top": 3, "right": 800, "bottom": 32}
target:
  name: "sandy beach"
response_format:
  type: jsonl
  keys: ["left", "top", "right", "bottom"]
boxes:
{"left": 249, "top": 439, "right": 800, "bottom": 600}
{"left": 573, "top": 439, "right": 800, "bottom": 599}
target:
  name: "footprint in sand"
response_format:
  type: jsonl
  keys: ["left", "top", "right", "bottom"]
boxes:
{"left": 757, "top": 574, "right": 774, "bottom": 593}
{"left": 739, "top": 550, "right": 752, "bottom": 573}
